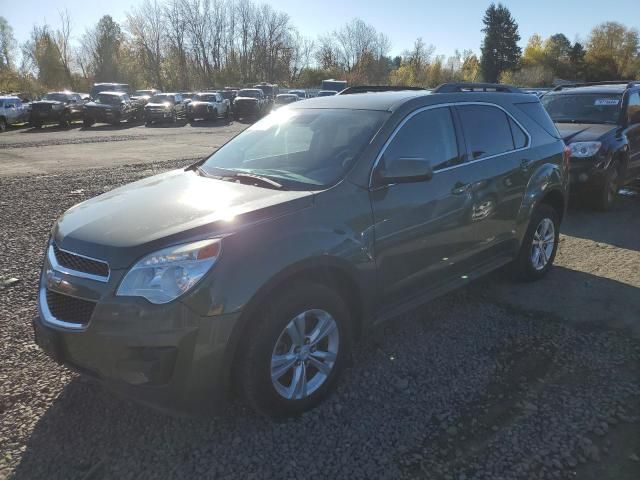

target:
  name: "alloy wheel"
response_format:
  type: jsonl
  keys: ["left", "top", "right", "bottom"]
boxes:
{"left": 270, "top": 309, "right": 339, "bottom": 400}
{"left": 531, "top": 217, "right": 555, "bottom": 271}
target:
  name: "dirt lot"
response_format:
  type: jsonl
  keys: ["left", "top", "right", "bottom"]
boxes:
{"left": 0, "top": 123, "right": 639, "bottom": 480}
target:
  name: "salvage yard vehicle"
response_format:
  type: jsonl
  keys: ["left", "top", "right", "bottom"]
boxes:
{"left": 29, "top": 92, "right": 85, "bottom": 128}
{"left": 89, "top": 82, "right": 129, "bottom": 100}
{"left": 33, "top": 83, "right": 568, "bottom": 418}
{"left": 144, "top": 93, "right": 187, "bottom": 125}
{"left": 274, "top": 93, "right": 300, "bottom": 108}
{"left": 233, "top": 88, "right": 267, "bottom": 119}
{"left": 542, "top": 81, "right": 640, "bottom": 210}
{"left": 131, "top": 89, "right": 162, "bottom": 105}
{"left": 0, "top": 95, "right": 29, "bottom": 131}
{"left": 83, "top": 91, "right": 143, "bottom": 127}
{"left": 186, "top": 92, "right": 230, "bottom": 122}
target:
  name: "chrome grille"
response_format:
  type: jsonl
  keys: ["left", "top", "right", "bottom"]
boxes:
{"left": 52, "top": 243, "right": 110, "bottom": 279}
{"left": 45, "top": 290, "right": 96, "bottom": 326}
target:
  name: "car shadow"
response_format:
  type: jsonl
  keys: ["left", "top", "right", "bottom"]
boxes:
{"left": 21, "top": 122, "right": 84, "bottom": 133}
{"left": 186, "top": 118, "right": 234, "bottom": 128}
{"left": 563, "top": 188, "right": 640, "bottom": 252}
{"left": 79, "top": 121, "right": 143, "bottom": 132}
{"left": 11, "top": 266, "right": 640, "bottom": 478}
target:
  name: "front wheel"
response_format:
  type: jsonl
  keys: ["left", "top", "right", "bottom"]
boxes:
{"left": 512, "top": 204, "right": 560, "bottom": 281}
{"left": 82, "top": 118, "right": 94, "bottom": 128}
{"left": 595, "top": 160, "right": 621, "bottom": 211}
{"left": 0, "top": 118, "right": 7, "bottom": 132}
{"left": 239, "top": 283, "right": 351, "bottom": 418}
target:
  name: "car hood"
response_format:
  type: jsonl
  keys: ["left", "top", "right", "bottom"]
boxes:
{"left": 189, "top": 101, "right": 214, "bottom": 106}
{"left": 235, "top": 96, "right": 258, "bottom": 101}
{"left": 85, "top": 102, "right": 115, "bottom": 109}
{"left": 555, "top": 123, "right": 617, "bottom": 143}
{"left": 53, "top": 169, "right": 314, "bottom": 268}
{"left": 32, "top": 100, "right": 65, "bottom": 106}
{"left": 145, "top": 102, "right": 172, "bottom": 108}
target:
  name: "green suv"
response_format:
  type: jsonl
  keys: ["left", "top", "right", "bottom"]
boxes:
{"left": 34, "top": 83, "right": 569, "bottom": 417}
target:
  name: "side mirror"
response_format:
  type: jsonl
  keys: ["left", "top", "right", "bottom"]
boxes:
{"left": 374, "top": 157, "right": 434, "bottom": 186}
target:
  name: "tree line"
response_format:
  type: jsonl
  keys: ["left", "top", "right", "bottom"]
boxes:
{"left": 0, "top": 1, "right": 638, "bottom": 95}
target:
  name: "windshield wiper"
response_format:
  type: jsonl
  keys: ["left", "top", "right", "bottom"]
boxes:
{"left": 226, "top": 172, "right": 285, "bottom": 190}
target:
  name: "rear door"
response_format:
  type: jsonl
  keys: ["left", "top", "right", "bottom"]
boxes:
{"left": 371, "top": 106, "right": 476, "bottom": 304}
{"left": 625, "top": 91, "right": 640, "bottom": 177}
{"left": 453, "top": 103, "right": 532, "bottom": 258}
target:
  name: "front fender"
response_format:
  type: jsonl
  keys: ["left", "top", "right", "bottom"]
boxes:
{"left": 515, "top": 162, "right": 567, "bottom": 243}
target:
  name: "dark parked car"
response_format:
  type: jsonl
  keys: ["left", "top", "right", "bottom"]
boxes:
{"left": 144, "top": 93, "right": 187, "bottom": 125}
{"left": 89, "top": 83, "right": 129, "bottom": 100}
{"left": 29, "top": 92, "right": 85, "bottom": 128}
{"left": 542, "top": 81, "right": 640, "bottom": 210}
{"left": 233, "top": 88, "right": 267, "bottom": 119}
{"left": 33, "top": 83, "right": 568, "bottom": 418}
{"left": 83, "top": 92, "right": 143, "bottom": 127}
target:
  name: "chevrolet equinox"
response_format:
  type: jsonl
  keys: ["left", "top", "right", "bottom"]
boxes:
{"left": 34, "top": 83, "right": 569, "bottom": 417}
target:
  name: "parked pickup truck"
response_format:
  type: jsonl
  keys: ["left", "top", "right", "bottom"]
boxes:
{"left": 29, "top": 92, "right": 85, "bottom": 128}
{"left": 186, "top": 92, "right": 230, "bottom": 122}
{"left": 83, "top": 92, "right": 143, "bottom": 127}
{"left": 233, "top": 88, "right": 267, "bottom": 119}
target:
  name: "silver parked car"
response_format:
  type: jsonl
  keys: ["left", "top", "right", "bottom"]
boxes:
{"left": 0, "top": 96, "right": 29, "bottom": 132}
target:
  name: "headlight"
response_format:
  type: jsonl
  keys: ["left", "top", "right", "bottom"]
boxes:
{"left": 569, "top": 142, "right": 601, "bottom": 158}
{"left": 117, "top": 239, "right": 221, "bottom": 304}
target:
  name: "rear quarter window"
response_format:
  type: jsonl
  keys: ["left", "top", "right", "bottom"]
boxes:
{"left": 516, "top": 101, "right": 560, "bottom": 138}
{"left": 456, "top": 105, "right": 515, "bottom": 160}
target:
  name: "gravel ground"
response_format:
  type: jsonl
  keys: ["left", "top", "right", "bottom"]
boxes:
{"left": 1, "top": 159, "right": 639, "bottom": 480}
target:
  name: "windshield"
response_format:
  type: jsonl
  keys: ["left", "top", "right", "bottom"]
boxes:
{"left": 200, "top": 108, "right": 387, "bottom": 190}
{"left": 149, "top": 95, "right": 175, "bottom": 104}
{"left": 541, "top": 93, "right": 622, "bottom": 124}
{"left": 134, "top": 90, "right": 154, "bottom": 96}
{"left": 238, "top": 90, "right": 260, "bottom": 98}
{"left": 96, "top": 94, "right": 122, "bottom": 105}
{"left": 194, "top": 94, "right": 217, "bottom": 102}
{"left": 43, "top": 93, "right": 69, "bottom": 102}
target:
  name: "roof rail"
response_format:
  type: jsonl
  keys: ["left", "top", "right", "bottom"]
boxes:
{"left": 552, "top": 80, "right": 640, "bottom": 91}
{"left": 433, "top": 82, "right": 523, "bottom": 94}
{"left": 337, "top": 85, "right": 428, "bottom": 95}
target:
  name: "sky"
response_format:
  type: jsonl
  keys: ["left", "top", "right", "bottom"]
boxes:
{"left": 1, "top": 0, "right": 638, "bottom": 59}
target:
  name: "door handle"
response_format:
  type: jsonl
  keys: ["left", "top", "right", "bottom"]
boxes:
{"left": 520, "top": 158, "right": 532, "bottom": 171}
{"left": 451, "top": 182, "right": 470, "bottom": 195}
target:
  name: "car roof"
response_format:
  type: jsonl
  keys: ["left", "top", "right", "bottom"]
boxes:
{"left": 547, "top": 84, "right": 631, "bottom": 95}
{"left": 289, "top": 89, "right": 537, "bottom": 112}
{"left": 98, "top": 91, "right": 127, "bottom": 96}
{"left": 0, "top": 95, "right": 20, "bottom": 100}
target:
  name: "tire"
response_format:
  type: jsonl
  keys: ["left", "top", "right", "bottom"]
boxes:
{"left": 82, "top": 118, "right": 94, "bottom": 128}
{"left": 59, "top": 112, "right": 70, "bottom": 128}
{"left": 145, "top": 120, "right": 152, "bottom": 127}
{"left": 0, "top": 117, "right": 6, "bottom": 132}
{"left": 512, "top": 204, "right": 560, "bottom": 282}
{"left": 171, "top": 111, "right": 177, "bottom": 123}
{"left": 595, "top": 160, "right": 621, "bottom": 211}
{"left": 239, "top": 282, "right": 351, "bottom": 418}
{"left": 187, "top": 116, "right": 195, "bottom": 124}
{"left": 211, "top": 109, "right": 218, "bottom": 121}
{"left": 224, "top": 108, "right": 229, "bottom": 119}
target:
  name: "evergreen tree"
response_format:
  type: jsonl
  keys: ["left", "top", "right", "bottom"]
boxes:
{"left": 480, "top": 3, "right": 521, "bottom": 83}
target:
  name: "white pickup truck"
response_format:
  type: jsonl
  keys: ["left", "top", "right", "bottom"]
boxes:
{"left": 186, "top": 92, "right": 230, "bottom": 122}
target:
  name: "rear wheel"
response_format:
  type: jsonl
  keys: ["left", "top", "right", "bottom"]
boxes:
{"left": 145, "top": 120, "right": 152, "bottom": 127}
{"left": 239, "top": 282, "right": 351, "bottom": 418}
{"left": 512, "top": 204, "right": 560, "bottom": 281}
{"left": 595, "top": 160, "right": 621, "bottom": 211}
{"left": 0, "top": 117, "right": 6, "bottom": 132}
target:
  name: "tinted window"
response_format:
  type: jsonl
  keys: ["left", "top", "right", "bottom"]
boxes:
{"left": 627, "top": 92, "right": 640, "bottom": 124}
{"left": 542, "top": 93, "right": 622, "bottom": 125}
{"left": 517, "top": 101, "right": 560, "bottom": 138}
{"left": 384, "top": 107, "right": 460, "bottom": 171}
{"left": 457, "top": 105, "right": 514, "bottom": 160}
{"left": 509, "top": 117, "right": 528, "bottom": 149}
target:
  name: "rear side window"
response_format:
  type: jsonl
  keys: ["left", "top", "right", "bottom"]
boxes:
{"left": 457, "top": 105, "right": 514, "bottom": 160}
{"left": 509, "top": 117, "right": 528, "bottom": 149}
{"left": 385, "top": 107, "right": 460, "bottom": 171}
{"left": 517, "top": 101, "right": 560, "bottom": 138}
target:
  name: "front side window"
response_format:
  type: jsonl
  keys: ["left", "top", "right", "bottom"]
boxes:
{"left": 542, "top": 93, "right": 622, "bottom": 124}
{"left": 200, "top": 108, "right": 387, "bottom": 189}
{"left": 457, "top": 105, "right": 515, "bottom": 160}
{"left": 383, "top": 107, "right": 460, "bottom": 172}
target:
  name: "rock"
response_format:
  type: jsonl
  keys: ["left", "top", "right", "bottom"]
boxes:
{"left": 395, "top": 378, "right": 409, "bottom": 390}
{"left": 629, "top": 453, "right": 640, "bottom": 462}
{"left": 523, "top": 401, "right": 538, "bottom": 412}
{"left": 447, "top": 426, "right": 458, "bottom": 436}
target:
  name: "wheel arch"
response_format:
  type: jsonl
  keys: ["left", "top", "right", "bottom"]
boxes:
{"left": 223, "top": 256, "right": 366, "bottom": 396}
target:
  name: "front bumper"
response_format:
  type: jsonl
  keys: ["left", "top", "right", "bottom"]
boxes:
{"left": 34, "top": 250, "right": 241, "bottom": 415}
{"left": 145, "top": 110, "right": 173, "bottom": 121}
{"left": 30, "top": 110, "right": 64, "bottom": 123}
{"left": 233, "top": 103, "right": 259, "bottom": 115}
{"left": 85, "top": 108, "right": 120, "bottom": 123}
{"left": 568, "top": 157, "right": 608, "bottom": 193}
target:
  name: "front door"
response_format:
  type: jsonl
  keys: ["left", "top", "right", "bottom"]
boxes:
{"left": 370, "top": 106, "right": 475, "bottom": 305}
